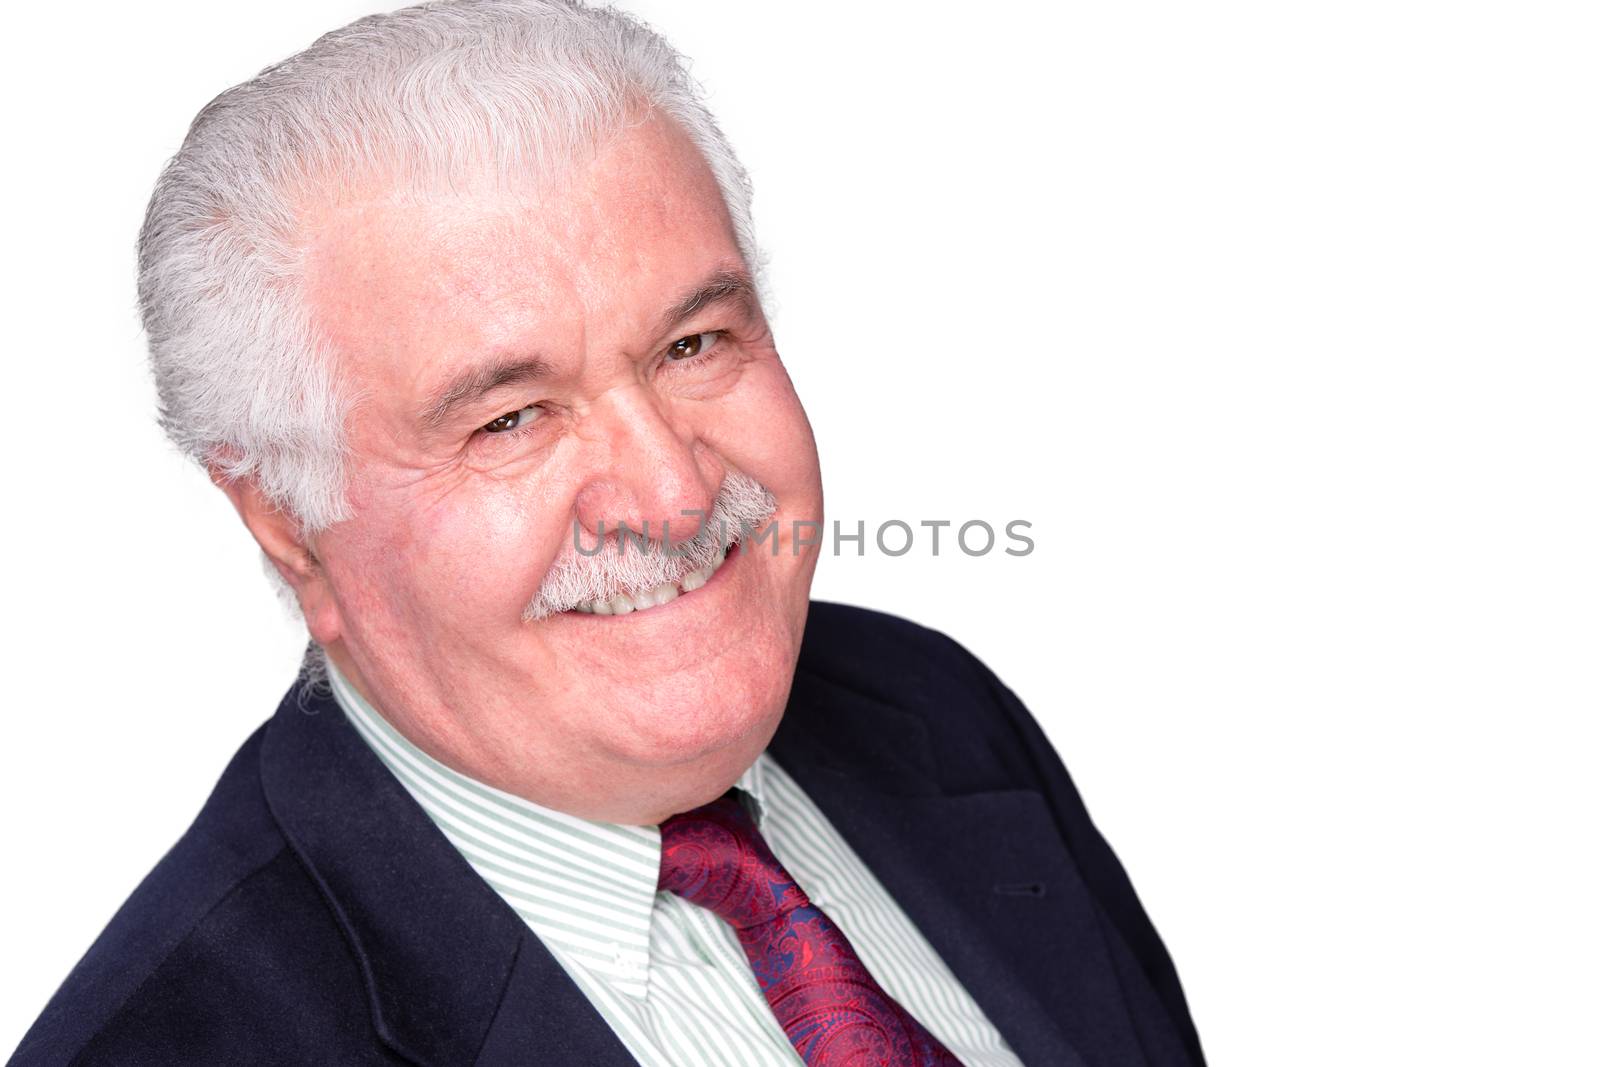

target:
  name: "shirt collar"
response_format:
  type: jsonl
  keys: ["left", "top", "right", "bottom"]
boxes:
{"left": 735, "top": 747, "right": 768, "bottom": 822}
{"left": 324, "top": 658, "right": 767, "bottom": 999}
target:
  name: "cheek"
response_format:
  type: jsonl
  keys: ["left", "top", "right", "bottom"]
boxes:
{"left": 701, "top": 361, "right": 822, "bottom": 512}
{"left": 343, "top": 476, "right": 569, "bottom": 639}
{"left": 413, "top": 479, "right": 566, "bottom": 613}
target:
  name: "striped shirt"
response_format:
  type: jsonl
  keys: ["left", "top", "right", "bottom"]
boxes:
{"left": 329, "top": 661, "right": 1023, "bottom": 1067}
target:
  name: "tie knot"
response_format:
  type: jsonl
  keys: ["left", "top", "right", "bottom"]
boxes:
{"left": 657, "top": 792, "right": 811, "bottom": 928}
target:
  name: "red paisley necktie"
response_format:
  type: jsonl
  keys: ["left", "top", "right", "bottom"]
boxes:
{"left": 657, "top": 793, "right": 965, "bottom": 1067}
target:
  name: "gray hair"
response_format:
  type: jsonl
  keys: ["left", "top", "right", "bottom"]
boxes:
{"left": 139, "top": 0, "right": 760, "bottom": 538}
{"left": 523, "top": 469, "right": 777, "bottom": 620}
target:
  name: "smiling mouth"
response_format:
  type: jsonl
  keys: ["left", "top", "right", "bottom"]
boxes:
{"left": 569, "top": 541, "right": 733, "bottom": 616}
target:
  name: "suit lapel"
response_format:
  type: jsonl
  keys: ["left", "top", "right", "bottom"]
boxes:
{"left": 257, "top": 663, "right": 1156, "bottom": 1067}
{"left": 772, "top": 667, "right": 1150, "bottom": 1067}
{"left": 257, "top": 682, "right": 635, "bottom": 1067}
{"left": 473, "top": 931, "right": 639, "bottom": 1066}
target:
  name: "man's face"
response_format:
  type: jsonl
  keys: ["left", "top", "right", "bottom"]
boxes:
{"left": 296, "top": 115, "right": 823, "bottom": 819}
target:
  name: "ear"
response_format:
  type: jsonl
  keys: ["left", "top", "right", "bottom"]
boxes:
{"left": 209, "top": 464, "right": 344, "bottom": 647}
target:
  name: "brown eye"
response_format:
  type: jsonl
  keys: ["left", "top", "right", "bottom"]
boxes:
{"left": 483, "top": 405, "right": 541, "bottom": 433}
{"left": 666, "top": 332, "right": 718, "bottom": 361}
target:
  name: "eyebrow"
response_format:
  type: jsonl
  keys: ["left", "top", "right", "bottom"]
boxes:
{"left": 658, "top": 268, "right": 760, "bottom": 338}
{"left": 417, "top": 355, "right": 554, "bottom": 432}
{"left": 415, "top": 268, "right": 759, "bottom": 433}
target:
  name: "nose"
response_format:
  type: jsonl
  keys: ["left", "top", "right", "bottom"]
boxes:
{"left": 573, "top": 387, "right": 721, "bottom": 549}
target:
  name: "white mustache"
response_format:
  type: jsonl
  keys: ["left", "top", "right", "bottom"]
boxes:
{"left": 522, "top": 471, "right": 777, "bottom": 621}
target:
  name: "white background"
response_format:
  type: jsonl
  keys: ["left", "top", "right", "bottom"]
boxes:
{"left": 2, "top": 1, "right": 1596, "bottom": 1062}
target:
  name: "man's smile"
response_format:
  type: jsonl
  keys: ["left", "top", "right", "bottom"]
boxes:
{"left": 570, "top": 538, "right": 737, "bottom": 616}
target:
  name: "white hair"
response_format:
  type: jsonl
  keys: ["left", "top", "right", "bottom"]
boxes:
{"left": 139, "top": 0, "right": 760, "bottom": 539}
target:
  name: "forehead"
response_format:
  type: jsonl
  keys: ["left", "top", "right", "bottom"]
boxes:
{"left": 298, "top": 114, "right": 742, "bottom": 388}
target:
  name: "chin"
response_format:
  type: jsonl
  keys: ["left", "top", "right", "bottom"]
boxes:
{"left": 597, "top": 646, "right": 796, "bottom": 770}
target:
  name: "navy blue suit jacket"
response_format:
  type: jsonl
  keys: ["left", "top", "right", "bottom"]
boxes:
{"left": 11, "top": 603, "right": 1205, "bottom": 1066}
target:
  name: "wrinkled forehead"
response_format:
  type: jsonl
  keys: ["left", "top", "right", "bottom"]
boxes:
{"left": 295, "top": 113, "right": 746, "bottom": 396}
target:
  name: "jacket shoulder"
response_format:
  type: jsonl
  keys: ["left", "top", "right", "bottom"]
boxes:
{"left": 795, "top": 600, "right": 1207, "bottom": 1064}
{"left": 797, "top": 600, "right": 1004, "bottom": 710}
{"left": 10, "top": 719, "right": 377, "bottom": 1066}
{"left": 796, "top": 600, "right": 1043, "bottom": 791}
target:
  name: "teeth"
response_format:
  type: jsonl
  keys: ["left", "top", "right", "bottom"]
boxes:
{"left": 570, "top": 545, "right": 730, "bottom": 616}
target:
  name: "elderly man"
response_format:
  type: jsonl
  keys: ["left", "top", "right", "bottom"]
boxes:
{"left": 12, "top": 2, "right": 1203, "bottom": 1065}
